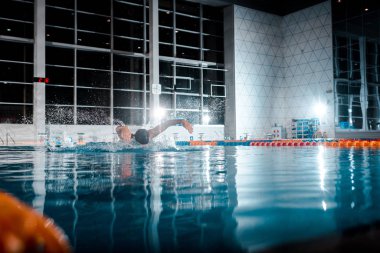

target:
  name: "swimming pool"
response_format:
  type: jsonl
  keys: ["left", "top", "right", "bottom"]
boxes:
{"left": 1, "top": 144, "right": 380, "bottom": 252}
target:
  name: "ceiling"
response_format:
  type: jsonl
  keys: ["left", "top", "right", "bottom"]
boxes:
{"left": 190, "top": 0, "right": 328, "bottom": 16}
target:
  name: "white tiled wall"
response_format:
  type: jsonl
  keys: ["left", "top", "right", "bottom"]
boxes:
{"left": 227, "top": 1, "right": 334, "bottom": 139}
{"left": 233, "top": 7, "right": 283, "bottom": 139}
{"left": 281, "top": 1, "right": 334, "bottom": 138}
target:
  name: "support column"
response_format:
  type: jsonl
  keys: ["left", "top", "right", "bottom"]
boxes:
{"left": 33, "top": 0, "right": 46, "bottom": 138}
{"left": 224, "top": 5, "right": 236, "bottom": 139}
{"left": 359, "top": 37, "right": 368, "bottom": 131}
{"left": 149, "top": 0, "right": 160, "bottom": 125}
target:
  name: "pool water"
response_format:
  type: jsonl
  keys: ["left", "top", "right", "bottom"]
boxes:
{"left": 1, "top": 144, "right": 380, "bottom": 253}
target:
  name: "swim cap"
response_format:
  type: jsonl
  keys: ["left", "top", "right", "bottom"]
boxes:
{"left": 134, "top": 129, "right": 150, "bottom": 144}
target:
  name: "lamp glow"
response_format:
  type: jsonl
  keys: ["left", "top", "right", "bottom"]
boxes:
{"left": 154, "top": 107, "right": 166, "bottom": 120}
{"left": 314, "top": 102, "right": 327, "bottom": 118}
{"left": 203, "top": 115, "right": 210, "bottom": 125}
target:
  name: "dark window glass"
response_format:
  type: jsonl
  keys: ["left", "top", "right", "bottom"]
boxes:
{"left": 203, "top": 97, "right": 224, "bottom": 124}
{"left": 176, "top": 111, "right": 200, "bottom": 124}
{"left": 175, "top": 78, "right": 200, "bottom": 93}
{"left": 46, "top": 86, "right": 73, "bottom": 105}
{"left": 77, "top": 88, "right": 110, "bottom": 106}
{"left": 160, "top": 44, "right": 173, "bottom": 57}
{"left": 113, "top": 72, "right": 144, "bottom": 90}
{"left": 46, "top": 7, "right": 74, "bottom": 28}
{"left": 176, "top": 31, "right": 199, "bottom": 48}
{"left": 46, "top": 106, "right": 74, "bottom": 124}
{"left": 176, "top": 1, "right": 199, "bottom": 16}
{"left": 177, "top": 46, "right": 200, "bottom": 60}
{"left": 211, "top": 85, "right": 225, "bottom": 97}
{"left": 204, "top": 50, "right": 224, "bottom": 63}
{"left": 159, "top": 27, "right": 173, "bottom": 43}
{"left": 204, "top": 35, "right": 223, "bottom": 51}
{"left": 203, "top": 69, "right": 224, "bottom": 82}
{"left": 113, "top": 55, "right": 144, "bottom": 73}
{"left": 77, "top": 107, "right": 110, "bottom": 125}
{"left": 114, "top": 1, "right": 143, "bottom": 21}
{"left": 176, "top": 95, "right": 200, "bottom": 109}
{"left": 0, "top": 0, "right": 33, "bottom": 22}
{"left": 203, "top": 69, "right": 225, "bottom": 95}
{"left": 159, "top": 61, "right": 173, "bottom": 76}
{"left": 176, "top": 15, "right": 199, "bottom": 32}
{"left": 78, "top": 13, "right": 110, "bottom": 34}
{"left": 46, "top": 66, "right": 74, "bottom": 86}
{"left": 0, "top": 62, "right": 33, "bottom": 83}
{"left": 160, "top": 93, "right": 173, "bottom": 109}
{"left": 77, "top": 31, "right": 111, "bottom": 49}
{"left": 77, "top": 0, "right": 110, "bottom": 16}
{"left": 159, "top": 11, "right": 173, "bottom": 27}
{"left": 77, "top": 69, "right": 110, "bottom": 88}
{"left": 0, "top": 83, "right": 33, "bottom": 103}
{"left": 203, "top": 20, "right": 223, "bottom": 36}
{"left": 114, "top": 37, "right": 143, "bottom": 53}
{"left": 0, "top": 20, "right": 33, "bottom": 38}
{"left": 159, "top": 0, "right": 173, "bottom": 11}
{"left": 46, "top": 0, "right": 74, "bottom": 9}
{"left": 114, "top": 19, "right": 144, "bottom": 38}
{"left": 176, "top": 66, "right": 200, "bottom": 80}
{"left": 46, "top": 27, "right": 75, "bottom": 44}
{"left": 0, "top": 105, "right": 33, "bottom": 124}
{"left": 114, "top": 108, "right": 143, "bottom": 125}
{"left": 77, "top": 50, "right": 110, "bottom": 70}
{"left": 118, "top": 0, "right": 144, "bottom": 5}
{"left": 146, "top": 59, "right": 149, "bottom": 74}
{"left": 203, "top": 6, "right": 223, "bottom": 21}
{"left": 0, "top": 41, "right": 33, "bottom": 62}
{"left": 46, "top": 47, "right": 74, "bottom": 66}
{"left": 160, "top": 77, "right": 174, "bottom": 90}
{"left": 114, "top": 91, "right": 144, "bottom": 107}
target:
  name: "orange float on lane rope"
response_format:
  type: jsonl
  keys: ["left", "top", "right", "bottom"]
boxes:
{"left": 0, "top": 192, "right": 72, "bottom": 253}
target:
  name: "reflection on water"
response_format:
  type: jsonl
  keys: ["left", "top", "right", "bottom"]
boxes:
{"left": 1, "top": 146, "right": 380, "bottom": 253}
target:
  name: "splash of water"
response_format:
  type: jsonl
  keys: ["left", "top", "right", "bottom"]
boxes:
{"left": 46, "top": 140, "right": 207, "bottom": 153}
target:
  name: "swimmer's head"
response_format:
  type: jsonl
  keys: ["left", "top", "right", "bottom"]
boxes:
{"left": 134, "top": 129, "right": 150, "bottom": 144}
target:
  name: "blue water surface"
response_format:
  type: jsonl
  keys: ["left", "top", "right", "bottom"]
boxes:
{"left": 1, "top": 144, "right": 380, "bottom": 253}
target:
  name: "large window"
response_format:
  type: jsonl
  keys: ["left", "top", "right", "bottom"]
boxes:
{"left": 1, "top": 0, "right": 225, "bottom": 126}
{"left": 333, "top": 0, "right": 380, "bottom": 131}
{"left": 158, "top": 0, "right": 225, "bottom": 125}
{"left": 0, "top": 0, "right": 34, "bottom": 123}
{"left": 45, "top": 0, "right": 147, "bottom": 125}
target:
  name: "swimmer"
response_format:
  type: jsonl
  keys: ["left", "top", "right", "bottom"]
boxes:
{"left": 116, "top": 119, "right": 193, "bottom": 144}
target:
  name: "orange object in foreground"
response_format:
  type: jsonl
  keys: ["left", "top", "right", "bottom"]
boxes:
{"left": 0, "top": 192, "right": 71, "bottom": 253}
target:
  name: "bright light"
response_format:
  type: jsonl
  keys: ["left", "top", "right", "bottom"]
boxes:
{"left": 154, "top": 107, "right": 166, "bottom": 120}
{"left": 314, "top": 102, "right": 327, "bottom": 118}
{"left": 322, "top": 201, "right": 327, "bottom": 211}
{"left": 203, "top": 115, "right": 210, "bottom": 125}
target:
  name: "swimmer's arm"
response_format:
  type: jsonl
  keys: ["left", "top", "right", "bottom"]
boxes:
{"left": 148, "top": 119, "right": 193, "bottom": 139}
{"left": 116, "top": 125, "right": 132, "bottom": 141}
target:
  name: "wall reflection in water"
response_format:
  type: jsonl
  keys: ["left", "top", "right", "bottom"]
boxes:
{"left": 40, "top": 147, "right": 242, "bottom": 253}
{"left": 334, "top": 148, "right": 380, "bottom": 228}
{"left": 2, "top": 146, "right": 380, "bottom": 253}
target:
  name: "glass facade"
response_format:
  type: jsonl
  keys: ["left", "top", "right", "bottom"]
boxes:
{"left": 158, "top": 0, "right": 225, "bottom": 125}
{"left": 0, "top": 0, "right": 34, "bottom": 123}
{"left": 333, "top": 0, "right": 380, "bottom": 131}
{"left": 0, "top": 0, "right": 225, "bottom": 125}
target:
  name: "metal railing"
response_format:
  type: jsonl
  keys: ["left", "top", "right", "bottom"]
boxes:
{"left": 0, "top": 130, "right": 16, "bottom": 146}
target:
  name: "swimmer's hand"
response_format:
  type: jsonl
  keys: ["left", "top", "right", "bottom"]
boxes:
{"left": 181, "top": 119, "right": 193, "bottom": 134}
